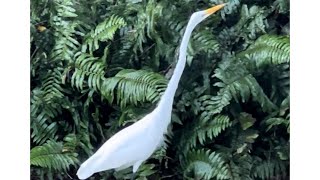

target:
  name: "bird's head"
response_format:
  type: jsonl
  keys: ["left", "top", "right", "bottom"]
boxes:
{"left": 190, "top": 3, "right": 226, "bottom": 26}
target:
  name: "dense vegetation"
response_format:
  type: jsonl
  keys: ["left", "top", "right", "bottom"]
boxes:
{"left": 30, "top": 0, "right": 290, "bottom": 179}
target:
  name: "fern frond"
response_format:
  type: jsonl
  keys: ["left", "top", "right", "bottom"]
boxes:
{"left": 50, "top": 32, "right": 80, "bottom": 62}
{"left": 239, "top": 34, "right": 290, "bottom": 67}
{"left": 71, "top": 53, "right": 105, "bottom": 91}
{"left": 31, "top": 89, "right": 61, "bottom": 144}
{"left": 179, "top": 115, "right": 232, "bottom": 155}
{"left": 101, "top": 69, "right": 167, "bottom": 108}
{"left": 41, "top": 68, "right": 65, "bottom": 103}
{"left": 218, "top": 4, "right": 270, "bottom": 48}
{"left": 227, "top": 154, "right": 254, "bottom": 180}
{"left": 252, "top": 159, "right": 288, "bottom": 180}
{"left": 55, "top": 0, "right": 78, "bottom": 18}
{"left": 240, "top": 5, "right": 270, "bottom": 40}
{"left": 192, "top": 30, "right": 220, "bottom": 55}
{"left": 197, "top": 115, "right": 232, "bottom": 145}
{"left": 30, "top": 140, "right": 79, "bottom": 171}
{"left": 182, "top": 149, "right": 230, "bottom": 180}
{"left": 120, "top": 0, "right": 165, "bottom": 58}
{"left": 269, "top": 64, "right": 290, "bottom": 103}
{"left": 212, "top": 60, "right": 277, "bottom": 113}
{"left": 110, "top": 37, "right": 135, "bottom": 67}
{"left": 31, "top": 112, "right": 59, "bottom": 145}
{"left": 82, "top": 15, "right": 126, "bottom": 54}
{"left": 50, "top": 0, "right": 80, "bottom": 62}
{"left": 264, "top": 117, "right": 289, "bottom": 132}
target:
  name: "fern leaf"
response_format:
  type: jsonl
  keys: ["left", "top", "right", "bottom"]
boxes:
{"left": 50, "top": 0, "right": 80, "bottom": 62}
{"left": 182, "top": 149, "right": 230, "bottom": 180}
{"left": 31, "top": 89, "right": 61, "bottom": 144}
{"left": 101, "top": 69, "right": 167, "bottom": 108}
{"left": 252, "top": 159, "right": 288, "bottom": 180}
{"left": 30, "top": 140, "right": 79, "bottom": 171}
{"left": 71, "top": 53, "right": 105, "bottom": 91}
{"left": 227, "top": 154, "right": 254, "bottom": 180}
{"left": 198, "top": 115, "right": 232, "bottom": 145}
{"left": 212, "top": 60, "right": 277, "bottom": 113}
{"left": 192, "top": 30, "right": 220, "bottom": 55}
{"left": 41, "top": 68, "right": 65, "bottom": 103}
{"left": 264, "top": 117, "right": 289, "bottom": 132}
{"left": 82, "top": 15, "right": 126, "bottom": 54}
{"left": 178, "top": 115, "right": 232, "bottom": 160}
{"left": 239, "top": 35, "right": 290, "bottom": 67}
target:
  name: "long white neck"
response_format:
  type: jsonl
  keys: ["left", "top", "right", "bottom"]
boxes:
{"left": 157, "top": 20, "right": 196, "bottom": 113}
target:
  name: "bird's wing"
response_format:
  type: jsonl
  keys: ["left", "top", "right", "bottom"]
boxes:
{"left": 82, "top": 114, "right": 158, "bottom": 174}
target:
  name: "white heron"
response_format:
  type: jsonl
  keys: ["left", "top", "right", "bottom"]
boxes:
{"left": 77, "top": 4, "right": 226, "bottom": 179}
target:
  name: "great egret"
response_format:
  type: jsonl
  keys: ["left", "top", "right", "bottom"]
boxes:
{"left": 77, "top": 4, "right": 226, "bottom": 179}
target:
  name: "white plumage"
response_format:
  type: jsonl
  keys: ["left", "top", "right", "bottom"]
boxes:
{"left": 77, "top": 109, "right": 167, "bottom": 179}
{"left": 77, "top": 4, "right": 226, "bottom": 179}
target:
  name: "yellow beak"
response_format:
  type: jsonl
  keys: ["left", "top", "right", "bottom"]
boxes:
{"left": 205, "top": 3, "right": 226, "bottom": 15}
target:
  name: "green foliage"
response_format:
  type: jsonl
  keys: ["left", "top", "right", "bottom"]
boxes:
{"left": 179, "top": 115, "right": 232, "bottom": 155}
{"left": 71, "top": 53, "right": 105, "bottom": 91}
{"left": 182, "top": 149, "right": 229, "bottom": 180}
{"left": 30, "top": 139, "right": 79, "bottom": 171}
{"left": 30, "top": 88, "right": 61, "bottom": 144}
{"left": 211, "top": 59, "right": 277, "bottom": 114}
{"left": 114, "top": 163, "right": 157, "bottom": 180}
{"left": 252, "top": 159, "right": 288, "bottom": 180}
{"left": 102, "top": 69, "right": 167, "bottom": 107}
{"left": 82, "top": 15, "right": 127, "bottom": 54}
{"left": 238, "top": 34, "right": 290, "bottom": 68}
{"left": 50, "top": 0, "right": 80, "bottom": 63}
{"left": 31, "top": 0, "right": 289, "bottom": 179}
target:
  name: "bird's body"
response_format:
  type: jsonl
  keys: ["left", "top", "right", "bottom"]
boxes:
{"left": 77, "top": 4, "right": 226, "bottom": 179}
{"left": 77, "top": 107, "right": 171, "bottom": 179}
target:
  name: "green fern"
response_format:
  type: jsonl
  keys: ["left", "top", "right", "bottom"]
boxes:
{"left": 187, "top": 29, "right": 220, "bottom": 65}
{"left": 114, "top": 163, "right": 157, "bottom": 180}
{"left": 82, "top": 15, "right": 126, "bottom": 54}
{"left": 71, "top": 53, "right": 106, "bottom": 91}
{"left": 192, "top": 30, "right": 220, "bottom": 55}
{"left": 31, "top": 67, "right": 66, "bottom": 144}
{"left": 252, "top": 159, "right": 288, "bottom": 180}
{"left": 50, "top": 0, "right": 80, "bottom": 62}
{"left": 182, "top": 149, "right": 230, "bottom": 180}
{"left": 269, "top": 64, "right": 290, "bottom": 103}
{"left": 200, "top": 115, "right": 232, "bottom": 142}
{"left": 239, "top": 34, "right": 290, "bottom": 68}
{"left": 101, "top": 69, "right": 167, "bottom": 108}
{"left": 31, "top": 140, "right": 79, "bottom": 171}
{"left": 212, "top": 60, "right": 277, "bottom": 113}
{"left": 55, "top": 0, "right": 78, "bottom": 18}
{"left": 31, "top": 89, "right": 61, "bottom": 144}
{"left": 263, "top": 92, "right": 289, "bottom": 133}
{"left": 179, "top": 115, "right": 232, "bottom": 155}
{"left": 265, "top": 117, "right": 289, "bottom": 132}
{"left": 41, "top": 68, "right": 65, "bottom": 103}
{"left": 227, "top": 154, "right": 255, "bottom": 180}
{"left": 218, "top": 4, "right": 270, "bottom": 49}
{"left": 128, "top": 0, "right": 164, "bottom": 54}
